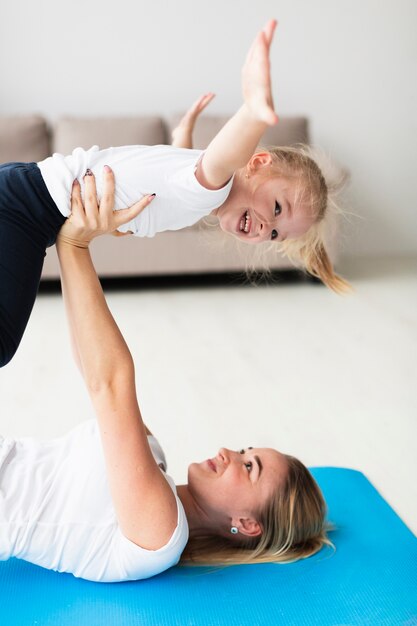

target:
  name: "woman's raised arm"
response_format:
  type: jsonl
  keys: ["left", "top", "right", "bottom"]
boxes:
{"left": 56, "top": 169, "right": 177, "bottom": 550}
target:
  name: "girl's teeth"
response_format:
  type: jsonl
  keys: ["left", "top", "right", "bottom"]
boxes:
{"left": 244, "top": 212, "right": 250, "bottom": 233}
{"left": 240, "top": 211, "right": 250, "bottom": 233}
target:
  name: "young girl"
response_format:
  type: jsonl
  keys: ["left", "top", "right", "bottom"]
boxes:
{"left": 0, "top": 20, "right": 347, "bottom": 368}
{"left": 0, "top": 170, "right": 329, "bottom": 582}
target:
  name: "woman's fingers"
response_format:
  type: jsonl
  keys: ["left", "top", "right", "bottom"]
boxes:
{"left": 58, "top": 177, "right": 92, "bottom": 249}
{"left": 68, "top": 165, "right": 153, "bottom": 238}
{"left": 99, "top": 165, "right": 154, "bottom": 231}
{"left": 114, "top": 194, "right": 155, "bottom": 229}
{"left": 100, "top": 165, "right": 116, "bottom": 217}
{"left": 83, "top": 169, "right": 99, "bottom": 219}
{"left": 70, "top": 179, "right": 84, "bottom": 217}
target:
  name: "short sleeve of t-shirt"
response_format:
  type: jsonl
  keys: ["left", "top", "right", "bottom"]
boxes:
{"left": 110, "top": 498, "right": 188, "bottom": 582}
{"left": 96, "top": 434, "right": 189, "bottom": 582}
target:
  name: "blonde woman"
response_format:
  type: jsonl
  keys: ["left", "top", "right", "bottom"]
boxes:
{"left": 0, "top": 19, "right": 348, "bottom": 368}
{"left": 0, "top": 171, "right": 329, "bottom": 582}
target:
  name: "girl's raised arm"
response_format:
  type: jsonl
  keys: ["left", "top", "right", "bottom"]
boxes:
{"left": 195, "top": 19, "right": 278, "bottom": 190}
{"left": 56, "top": 171, "right": 177, "bottom": 550}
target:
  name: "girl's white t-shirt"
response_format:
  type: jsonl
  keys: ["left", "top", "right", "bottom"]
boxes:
{"left": 0, "top": 420, "right": 189, "bottom": 582}
{"left": 38, "top": 145, "right": 234, "bottom": 237}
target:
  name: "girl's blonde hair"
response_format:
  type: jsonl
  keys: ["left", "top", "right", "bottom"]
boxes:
{"left": 181, "top": 455, "right": 331, "bottom": 566}
{"left": 258, "top": 145, "right": 351, "bottom": 294}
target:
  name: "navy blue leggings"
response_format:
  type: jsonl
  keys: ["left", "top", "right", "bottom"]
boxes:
{"left": 0, "top": 162, "right": 65, "bottom": 367}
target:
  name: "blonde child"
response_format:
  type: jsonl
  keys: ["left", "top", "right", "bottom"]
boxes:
{"left": 0, "top": 20, "right": 346, "bottom": 368}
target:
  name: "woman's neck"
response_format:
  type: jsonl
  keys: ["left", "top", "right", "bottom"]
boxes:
{"left": 176, "top": 484, "right": 218, "bottom": 538}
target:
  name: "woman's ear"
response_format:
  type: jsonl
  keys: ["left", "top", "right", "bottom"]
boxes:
{"left": 233, "top": 517, "right": 263, "bottom": 538}
{"left": 247, "top": 152, "right": 273, "bottom": 175}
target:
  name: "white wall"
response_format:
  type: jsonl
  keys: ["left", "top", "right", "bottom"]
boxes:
{"left": 1, "top": 0, "right": 416, "bottom": 257}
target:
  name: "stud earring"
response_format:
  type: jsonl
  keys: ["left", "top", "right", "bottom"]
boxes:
{"left": 230, "top": 526, "right": 239, "bottom": 534}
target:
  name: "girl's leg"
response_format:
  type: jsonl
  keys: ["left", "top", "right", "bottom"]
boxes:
{"left": 0, "top": 163, "right": 65, "bottom": 367}
{"left": 0, "top": 217, "right": 45, "bottom": 366}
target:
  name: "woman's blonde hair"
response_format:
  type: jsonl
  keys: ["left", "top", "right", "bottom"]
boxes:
{"left": 180, "top": 454, "right": 332, "bottom": 566}
{"left": 254, "top": 145, "right": 351, "bottom": 294}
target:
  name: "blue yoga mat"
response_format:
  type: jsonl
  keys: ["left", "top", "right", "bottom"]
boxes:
{"left": 1, "top": 468, "right": 416, "bottom": 626}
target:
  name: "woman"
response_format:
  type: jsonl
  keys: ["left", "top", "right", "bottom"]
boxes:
{"left": 0, "top": 170, "right": 329, "bottom": 582}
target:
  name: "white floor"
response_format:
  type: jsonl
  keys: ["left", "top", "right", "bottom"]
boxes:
{"left": 1, "top": 256, "right": 416, "bottom": 535}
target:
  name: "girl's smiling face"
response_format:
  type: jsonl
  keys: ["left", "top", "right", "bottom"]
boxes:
{"left": 212, "top": 153, "right": 317, "bottom": 244}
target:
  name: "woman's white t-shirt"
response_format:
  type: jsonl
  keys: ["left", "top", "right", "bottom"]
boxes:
{"left": 38, "top": 145, "right": 234, "bottom": 237}
{"left": 0, "top": 420, "right": 189, "bottom": 582}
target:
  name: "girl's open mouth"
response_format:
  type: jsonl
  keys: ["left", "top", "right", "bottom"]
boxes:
{"left": 239, "top": 210, "right": 251, "bottom": 234}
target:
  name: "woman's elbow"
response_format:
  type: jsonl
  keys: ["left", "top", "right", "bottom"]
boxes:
{"left": 85, "top": 356, "right": 135, "bottom": 397}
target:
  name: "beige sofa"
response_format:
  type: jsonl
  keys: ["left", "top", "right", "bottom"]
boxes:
{"left": 0, "top": 113, "right": 338, "bottom": 280}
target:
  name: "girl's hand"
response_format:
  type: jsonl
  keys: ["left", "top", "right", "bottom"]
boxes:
{"left": 242, "top": 19, "right": 278, "bottom": 126}
{"left": 171, "top": 92, "right": 215, "bottom": 148}
{"left": 57, "top": 167, "right": 155, "bottom": 248}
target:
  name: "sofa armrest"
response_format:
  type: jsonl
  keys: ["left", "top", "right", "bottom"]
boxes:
{"left": 0, "top": 115, "right": 51, "bottom": 163}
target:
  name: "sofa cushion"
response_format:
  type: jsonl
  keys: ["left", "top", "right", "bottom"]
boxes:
{"left": 165, "top": 114, "right": 310, "bottom": 150}
{"left": 53, "top": 116, "right": 167, "bottom": 154}
{"left": 0, "top": 116, "right": 51, "bottom": 164}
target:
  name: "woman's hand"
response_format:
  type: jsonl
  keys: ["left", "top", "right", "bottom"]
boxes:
{"left": 57, "top": 166, "right": 155, "bottom": 248}
{"left": 171, "top": 92, "right": 215, "bottom": 148}
{"left": 241, "top": 19, "right": 278, "bottom": 126}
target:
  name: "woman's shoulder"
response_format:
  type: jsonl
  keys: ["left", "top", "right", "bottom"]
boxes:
{"left": 115, "top": 436, "right": 189, "bottom": 581}
{"left": 112, "top": 484, "right": 189, "bottom": 582}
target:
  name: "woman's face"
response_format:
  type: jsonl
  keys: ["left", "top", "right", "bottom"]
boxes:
{"left": 187, "top": 447, "right": 288, "bottom": 535}
{"left": 212, "top": 158, "right": 316, "bottom": 244}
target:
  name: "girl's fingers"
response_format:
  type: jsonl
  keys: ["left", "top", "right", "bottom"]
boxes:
{"left": 263, "top": 19, "right": 277, "bottom": 47}
{"left": 115, "top": 194, "right": 155, "bottom": 229}
{"left": 83, "top": 169, "right": 99, "bottom": 219}
{"left": 190, "top": 94, "right": 208, "bottom": 113}
{"left": 182, "top": 92, "right": 215, "bottom": 124}
{"left": 248, "top": 20, "right": 276, "bottom": 64}
{"left": 196, "top": 92, "right": 215, "bottom": 113}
